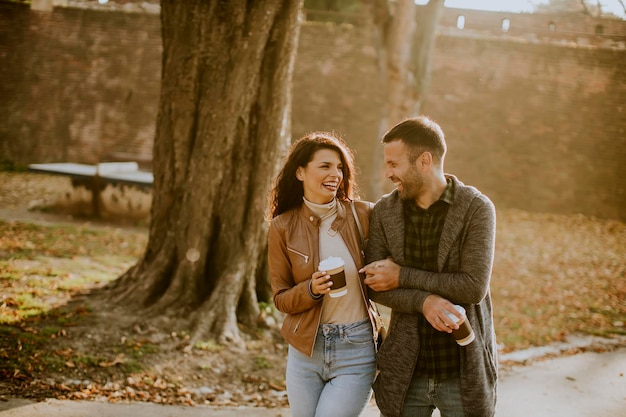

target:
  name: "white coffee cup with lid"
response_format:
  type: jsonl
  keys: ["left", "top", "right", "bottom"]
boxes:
{"left": 444, "top": 305, "right": 475, "bottom": 346}
{"left": 318, "top": 257, "right": 347, "bottom": 298}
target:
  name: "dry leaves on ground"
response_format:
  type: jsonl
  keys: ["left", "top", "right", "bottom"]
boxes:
{"left": 0, "top": 171, "right": 624, "bottom": 406}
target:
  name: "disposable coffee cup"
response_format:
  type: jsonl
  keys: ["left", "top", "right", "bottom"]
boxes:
{"left": 445, "top": 305, "right": 475, "bottom": 346}
{"left": 318, "top": 257, "right": 347, "bottom": 298}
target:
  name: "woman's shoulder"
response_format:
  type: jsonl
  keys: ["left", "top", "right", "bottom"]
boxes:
{"left": 341, "top": 199, "right": 374, "bottom": 225}
{"left": 353, "top": 199, "right": 374, "bottom": 214}
{"left": 271, "top": 207, "right": 301, "bottom": 229}
{"left": 340, "top": 199, "right": 373, "bottom": 212}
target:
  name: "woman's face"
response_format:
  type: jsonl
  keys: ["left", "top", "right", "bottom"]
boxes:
{"left": 296, "top": 148, "right": 344, "bottom": 204}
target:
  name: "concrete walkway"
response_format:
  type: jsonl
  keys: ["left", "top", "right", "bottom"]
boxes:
{"left": 1, "top": 347, "right": 624, "bottom": 417}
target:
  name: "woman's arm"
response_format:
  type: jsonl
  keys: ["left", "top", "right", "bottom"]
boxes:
{"left": 268, "top": 219, "right": 322, "bottom": 315}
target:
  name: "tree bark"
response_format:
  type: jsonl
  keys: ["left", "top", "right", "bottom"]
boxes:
{"left": 108, "top": 0, "right": 304, "bottom": 347}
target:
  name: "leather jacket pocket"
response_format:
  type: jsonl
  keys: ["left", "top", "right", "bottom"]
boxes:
{"left": 287, "top": 247, "right": 310, "bottom": 264}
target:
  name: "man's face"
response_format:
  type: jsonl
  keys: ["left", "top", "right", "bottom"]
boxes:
{"left": 383, "top": 140, "right": 423, "bottom": 202}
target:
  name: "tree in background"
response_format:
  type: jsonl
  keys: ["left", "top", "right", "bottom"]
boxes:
{"left": 370, "top": 0, "right": 445, "bottom": 196}
{"left": 108, "top": 0, "right": 304, "bottom": 348}
{"left": 371, "top": 0, "right": 443, "bottom": 130}
{"left": 537, "top": 0, "right": 595, "bottom": 14}
{"left": 107, "top": 0, "right": 444, "bottom": 348}
{"left": 302, "top": 0, "right": 444, "bottom": 197}
{"left": 304, "top": 0, "right": 361, "bottom": 12}
{"left": 303, "top": 0, "right": 365, "bottom": 24}
{"left": 536, "top": 0, "right": 626, "bottom": 17}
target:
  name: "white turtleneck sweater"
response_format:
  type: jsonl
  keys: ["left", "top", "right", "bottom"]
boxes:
{"left": 303, "top": 198, "right": 368, "bottom": 325}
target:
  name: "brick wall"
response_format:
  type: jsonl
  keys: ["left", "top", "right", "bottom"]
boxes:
{"left": 0, "top": 3, "right": 624, "bottom": 220}
{"left": 439, "top": 7, "right": 626, "bottom": 47}
{"left": 0, "top": 3, "right": 161, "bottom": 167}
{"left": 291, "top": 22, "right": 385, "bottom": 197}
{"left": 425, "top": 35, "right": 626, "bottom": 220}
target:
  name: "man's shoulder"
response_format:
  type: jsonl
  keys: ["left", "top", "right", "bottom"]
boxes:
{"left": 373, "top": 190, "right": 401, "bottom": 210}
{"left": 449, "top": 175, "right": 495, "bottom": 213}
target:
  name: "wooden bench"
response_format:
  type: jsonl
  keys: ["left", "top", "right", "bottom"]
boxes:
{"left": 28, "top": 162, "right": 154, "bottom": 217}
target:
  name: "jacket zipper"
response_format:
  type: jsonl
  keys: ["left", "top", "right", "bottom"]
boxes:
{"left": 293, "top": 315, "right": 304, "bottom": 333}
{"left": 288, "top": 247, "right": 309, "bottom": 334}
{"left": 287, "top": 247, "right": 309, "bottom": 263}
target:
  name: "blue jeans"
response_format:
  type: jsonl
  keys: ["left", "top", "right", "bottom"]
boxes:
{"left": 395, "top": 374, "right": 464, "bottom": 417}
{"left": 286, "top": 317, "right": 376, "bottom": 417}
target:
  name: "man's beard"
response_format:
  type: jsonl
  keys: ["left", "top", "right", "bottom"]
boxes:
{"left": 396, "top": 168, "right": 423, "bottom": 202}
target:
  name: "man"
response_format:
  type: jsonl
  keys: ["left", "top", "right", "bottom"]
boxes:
{"left": 360, "top": 116, "right": 497, "bottom": 417}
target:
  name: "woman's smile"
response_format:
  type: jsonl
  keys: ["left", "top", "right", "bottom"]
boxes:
{"left": 297, "top": 149, "right": 344, "bottom": 204}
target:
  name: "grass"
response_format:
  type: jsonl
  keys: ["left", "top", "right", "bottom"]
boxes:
{"left": 0, "top": 220, "right": 156, "bottom": 383}
{"left": 195, "top": 340, "right": 224, "bottom": 352}
{"left": 0, "top": 303, "right": 161, "bottom": 379}
{"left": 0, "top": 221, "right": 146, "bottom": 260}
{"left": 0, "top": 220, "right": 147, "bottom": 323}
{"left": 254, "top": 355, "right": 273, "bottom": 370}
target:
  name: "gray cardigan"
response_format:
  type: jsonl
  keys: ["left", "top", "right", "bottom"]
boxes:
{"left": 366, "top": 175, "right": 497, "bottom": 417}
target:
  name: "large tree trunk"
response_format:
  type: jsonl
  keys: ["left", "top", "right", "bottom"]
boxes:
{"left": 108, "top": 0, "right": 304, "bottom": 347}
{"left": 369, "top": 0, "right": 444, "bottom": 198}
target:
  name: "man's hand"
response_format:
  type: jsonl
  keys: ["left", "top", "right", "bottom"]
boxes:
{"left": 422, "top": 294, "right": 462, "bottom": 333}
{"left": 360, "top": 259, "right": 401, "bottom": 291}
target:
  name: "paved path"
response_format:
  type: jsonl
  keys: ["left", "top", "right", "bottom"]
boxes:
{"left": 1, "top": 347, "right": 624, "bottom": 417}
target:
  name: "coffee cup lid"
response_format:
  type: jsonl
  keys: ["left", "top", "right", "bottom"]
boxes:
{"left": 444, "top": 305, "right": 466, "bottom": 324}
{"left": 318, "top": 256, "right": 344, "bottom": 270}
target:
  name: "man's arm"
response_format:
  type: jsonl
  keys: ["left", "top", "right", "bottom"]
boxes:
{"left": 361, "top": 198, "right": 496, "bottom": 313}
{"left": 364, "top": 196, "right": 495, "bottom": 305}
{"left": 398, "top": 196, "right": 496, "bottom": 304}
{"left": 364, "top": 202, "right": 433, "bottom": 313}
{"left": 363, "top": 201, "right": 390, "bottom": 265}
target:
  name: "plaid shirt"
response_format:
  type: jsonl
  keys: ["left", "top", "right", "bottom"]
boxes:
{"left": 404, "top": 179, "right": 460, "bottom": 379}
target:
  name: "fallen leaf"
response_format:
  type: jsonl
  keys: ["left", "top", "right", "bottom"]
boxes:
{"left": 99, "top": 353, "right": 125, "bottom": 367}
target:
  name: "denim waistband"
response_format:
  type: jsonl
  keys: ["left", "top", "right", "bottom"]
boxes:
{"left": 319, "top": 317, "right": 371, "bottom": 337}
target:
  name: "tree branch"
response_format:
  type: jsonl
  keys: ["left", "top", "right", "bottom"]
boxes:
{"left": 579, "top": 0, "right": 591, "bottom": 15}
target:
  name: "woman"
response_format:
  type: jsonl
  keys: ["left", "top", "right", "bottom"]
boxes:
{"left": 268, "top": 132, "right": 377, "bottom": 417}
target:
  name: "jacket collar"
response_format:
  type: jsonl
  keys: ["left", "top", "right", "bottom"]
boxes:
{"left": 298, "top": 199, "right": 347, "bottom": 234}
{"left": 380, "top": 174, "right": 480, "bottom": 270}
{"left": 437, "top": 175, "right": 480, "bottom": 268}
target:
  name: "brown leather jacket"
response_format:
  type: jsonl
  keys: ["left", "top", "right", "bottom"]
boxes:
{"left": 268, "top": 200, "right": 374, "bottom": 356}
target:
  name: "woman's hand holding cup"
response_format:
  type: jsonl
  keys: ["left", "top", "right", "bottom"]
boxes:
{"left": 311, "top": 270, "right": 332, "bottom": 296}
